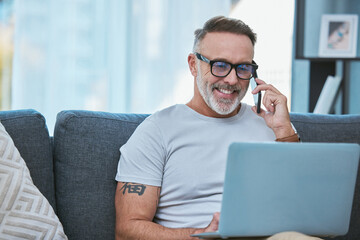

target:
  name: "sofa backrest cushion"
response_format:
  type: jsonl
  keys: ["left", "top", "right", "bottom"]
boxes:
{"left": 53, "top": 110, "right": 148, "bottom": 240}
{"left": 52, "top": 110, "right": 360, "bottom": 240}
{"left": 0, "top": 121, "right": 67, "bottom": 239}
{"left": 290, "top": 113, "right": 360, "bottom": 144}
{"left": 290, "top": 113, "right": 360, "bottom": 240}
{"left": 0, "top": 109, "right": 56, "bottom": 211}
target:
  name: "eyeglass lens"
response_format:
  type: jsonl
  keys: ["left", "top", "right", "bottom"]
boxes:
{"left": 212, "top": 62, "right": 254, "bottom": 79}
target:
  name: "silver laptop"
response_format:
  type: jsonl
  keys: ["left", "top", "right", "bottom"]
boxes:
{"left": 192, "top": 142, "right": 360, "bottom": 239}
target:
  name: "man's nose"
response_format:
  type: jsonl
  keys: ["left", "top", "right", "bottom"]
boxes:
{"left": 223, "top": 68, "right": 238, "bottom": 85}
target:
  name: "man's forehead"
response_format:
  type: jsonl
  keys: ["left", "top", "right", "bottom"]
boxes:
{"left": 201, "top": 31, "right": 252, "bottom": 43}
{"left": 199, "top": 32, "right": 254, "bottom": 61}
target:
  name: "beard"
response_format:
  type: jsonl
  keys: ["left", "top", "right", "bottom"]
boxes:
{"left": 196, "top": 69, "right": 246, "bottom": 115}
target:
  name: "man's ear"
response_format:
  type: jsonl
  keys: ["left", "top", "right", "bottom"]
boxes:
{"left": 188, "top": 54, "right": 197, "bottom": 77}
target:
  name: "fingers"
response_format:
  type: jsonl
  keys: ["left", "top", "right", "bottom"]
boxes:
{"left": 251, "top": 78, "right": 287, "bottom": 113}
{"left": 251, "top": 105, "right": 266, "bottom": 118}
{"left": 262, "top": 91, "right": 287, "bottom": 113}
{"left": 213, "top": 212, "right": 220, "bottom": 220}
{"left": 251, "top": 79, "right": 292, "bottom": 136}
{"left": 252, "top": 78, "right": 281, "bottom": 95}
{"left": 204, "top": 212, "right": 220, "bottom": 233}
{"left": 210, "top": 212, "right": 220, "bottom": 230}
{"left": 254, "top": 77, "right": 266, "bottom": 85}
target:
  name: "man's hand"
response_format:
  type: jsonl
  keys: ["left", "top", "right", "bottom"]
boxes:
{"left": 251, "top": 78, "right": 294, "bottom": 139}
{"left": 204, "top": 212, "right": 220, "bottom": 232}
{"left": 191, "top": 212, "right": 220, "bottom": 238}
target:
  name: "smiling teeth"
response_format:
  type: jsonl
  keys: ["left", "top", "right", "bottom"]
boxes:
{"left": 218, "top": 88, "right": 233, "bottom": 94}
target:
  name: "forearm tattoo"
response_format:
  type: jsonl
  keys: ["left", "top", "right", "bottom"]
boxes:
{"left": 120, "top": 182, "right": 146, "bottom": 196}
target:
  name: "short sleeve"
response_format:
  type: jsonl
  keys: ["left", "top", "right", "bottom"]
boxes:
{"left": 115, "top": 118, "right": 166, "bottom": 187}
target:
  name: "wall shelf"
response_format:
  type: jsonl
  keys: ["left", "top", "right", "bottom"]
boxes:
{"left": 292, "top": 0, "right": 360, "bottom": 114}
{"left": 296, "top": 57, "right": 360, "bottom": 61}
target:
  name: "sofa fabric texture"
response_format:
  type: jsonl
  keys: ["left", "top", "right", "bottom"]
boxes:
{"left": 0, "top": 122, "right": 67, "bottom": 239}
{"left": 53, "top": 110, "right": 148, "bottom": 240}
{"left": 0, "top": 109, "right": 359, "bottom": 240}
{"left": 290, "top": 113, "right": 360, "bottom": 144}
{"left": 0, "top": 110, "right": 56, "bottom": 211}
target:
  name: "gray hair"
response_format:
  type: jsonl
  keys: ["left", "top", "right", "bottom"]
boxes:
{"left": 193, "top": 16, "right": 257, "bottom": 52}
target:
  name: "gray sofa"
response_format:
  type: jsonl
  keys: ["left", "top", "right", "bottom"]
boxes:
{"left": 0, "top": 109, "right": 359, "bottom": 240}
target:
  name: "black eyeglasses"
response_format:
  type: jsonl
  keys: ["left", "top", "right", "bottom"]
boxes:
{"left": 194, "top": 52, "right": 258, "bottom": 80}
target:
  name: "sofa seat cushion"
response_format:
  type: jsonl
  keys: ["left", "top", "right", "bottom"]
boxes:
{"left": 53, "top": 110, "right": 148, "bottom": 240}
{"left": 0, "top": 122, "right": 67, "bottom": 239}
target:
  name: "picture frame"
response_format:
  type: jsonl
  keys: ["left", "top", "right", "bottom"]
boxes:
{"left": 318, "top": 14, "right": 358, "bottom": 58}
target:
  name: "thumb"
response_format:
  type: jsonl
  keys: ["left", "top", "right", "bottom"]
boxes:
{"left": 204, "top": 212, "right": 220, "bottom": 232}
{"left": 251, "top": 106, "right": 265, "bottom": 118}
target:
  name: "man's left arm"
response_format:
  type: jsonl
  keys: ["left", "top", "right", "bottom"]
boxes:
{"left": 251, "top": 78, "right": 299, "bottom": 142}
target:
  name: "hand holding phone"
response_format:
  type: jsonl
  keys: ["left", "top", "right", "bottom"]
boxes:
{"left": 250, "top": 76, "right": 261, "bottom": 114}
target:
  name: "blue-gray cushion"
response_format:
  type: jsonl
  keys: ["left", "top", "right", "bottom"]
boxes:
{"left": 53, "top": 110, "right": 148, "bottom": 240}
{"left": 0, "top": 109, "right": 56, "bottom": 211}
{"left": 290, "top": 113, "right": 360, "bottom": 240}
{"left": 290, "top": 113, "right": 360, "bottom": 144}
{"left": 0, "top": 121, "right": 67, "bottom": 239}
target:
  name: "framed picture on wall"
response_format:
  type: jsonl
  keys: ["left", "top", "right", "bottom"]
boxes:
{"left": 318, "top": 14, "right": 358, "bottom": 58}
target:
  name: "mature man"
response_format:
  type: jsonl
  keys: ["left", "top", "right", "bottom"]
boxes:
{"left": 114, "top": 16, "right": 314, "bottom": 240}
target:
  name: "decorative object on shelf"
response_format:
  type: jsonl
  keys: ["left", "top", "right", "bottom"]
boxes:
{"left": 318, "top": 14, "right": 358, "bottom": 58}
{"left": 314, "top": 75, "right": 342, "bottom": 114}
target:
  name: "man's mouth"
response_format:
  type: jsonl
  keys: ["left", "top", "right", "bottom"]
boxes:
{"left": 213, "top": 85, "right": 240, "bottom": 96}
{"left": 217, "top": 87, "right": 236, "bottom": 95}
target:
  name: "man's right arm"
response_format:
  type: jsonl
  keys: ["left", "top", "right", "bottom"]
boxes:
{"left": 115, "top": 181, "right": 219, "bottom": 240}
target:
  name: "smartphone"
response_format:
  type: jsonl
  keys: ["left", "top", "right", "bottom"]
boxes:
{"left": 250, "top": 69, "right": 261, "bottom": 114}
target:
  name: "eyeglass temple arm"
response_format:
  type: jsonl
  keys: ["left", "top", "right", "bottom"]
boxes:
{"left": 252, "top": 60, "right": 258, "bottom": 78}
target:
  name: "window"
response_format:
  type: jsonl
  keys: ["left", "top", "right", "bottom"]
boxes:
{"left": 2, "top": 0, "right": 295, "bottom": 133}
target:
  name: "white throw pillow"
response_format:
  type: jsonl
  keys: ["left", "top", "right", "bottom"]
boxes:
{"left": 0, "top": 122, "right": 67, "bottom": 239}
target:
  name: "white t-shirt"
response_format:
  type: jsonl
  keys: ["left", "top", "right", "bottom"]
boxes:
{"left": 115, "top": 103, "right": 275, "bottom": 228}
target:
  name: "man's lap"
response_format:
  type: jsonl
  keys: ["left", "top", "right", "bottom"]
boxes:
{"left": 211, "top": 232, "right": 323, "bottom": 240}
